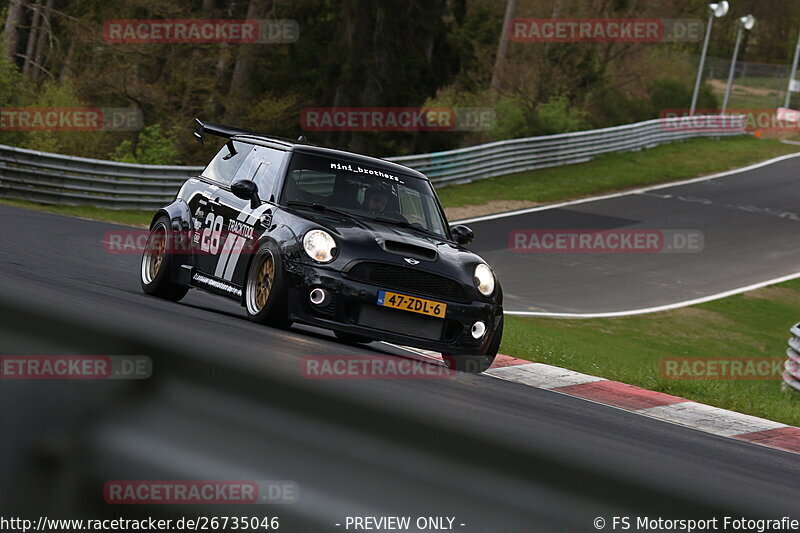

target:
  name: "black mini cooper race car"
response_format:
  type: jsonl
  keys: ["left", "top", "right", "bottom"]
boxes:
{"left": 140, "top": 120, "right": 503, "bottom": 372}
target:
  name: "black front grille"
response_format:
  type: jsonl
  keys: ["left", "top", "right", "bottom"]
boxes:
{"left": 358, "top": 305, "right": 444, "bottom": 341}
{"left": 346, "top": 262, "right": 466, "bottom": 302}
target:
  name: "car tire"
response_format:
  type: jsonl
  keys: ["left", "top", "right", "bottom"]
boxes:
{"left": 442, "top": 315, "right": 503, "bottom": 374}
{"left": 334, "top": 331, "right": 373, "bottom": 344}
{"left": 140, "top": 216, "right": 189, "bottom": 302}
{"left": 245, "top": 240, "right": 291, "bottom": 328}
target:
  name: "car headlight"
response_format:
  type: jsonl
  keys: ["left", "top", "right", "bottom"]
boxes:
{"left": 473, "top": 263, "right": 495, "bottom": 296}
{"left": 304, "top": 229, "right": 337, "bottom": 263}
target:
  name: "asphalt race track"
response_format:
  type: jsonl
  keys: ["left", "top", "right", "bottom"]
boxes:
{"left": 2, "top": 194, "right": 800, "bottom": 528}
{"left": 467, "top": 154, "right": 800, "bottom": 315}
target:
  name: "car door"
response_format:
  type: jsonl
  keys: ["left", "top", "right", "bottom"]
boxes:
{"left": 193, "top": 140, "right": 253, "bottom": 278}
{"left": 225, "top": 145, "right": 290, "bottom": 288}
{"left": 200, "top": 144, "right": 289, "bottom": 289}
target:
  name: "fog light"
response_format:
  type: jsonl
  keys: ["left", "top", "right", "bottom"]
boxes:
{"left": 471, "top": 321, "right": 486, "bottom": 339}
{"left": 310, "top": 288, "right": 329, "bottom": 306}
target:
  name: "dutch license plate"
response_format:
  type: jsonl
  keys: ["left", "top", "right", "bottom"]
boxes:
{"left": 377, "top": 290, "right": 447, "bottom": 318}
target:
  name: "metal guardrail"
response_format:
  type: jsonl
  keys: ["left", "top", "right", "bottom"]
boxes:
{"left": 0, "top": 115, "right": 746, "bottom": 210}
{"left": 783, "top": 323, "right": 800, "bottom": 391}
{"left": 0, "top": 144, "right": 203, "bottom": 210}
{"left": 392, "top": 115, "right": 747, "bottom": 185}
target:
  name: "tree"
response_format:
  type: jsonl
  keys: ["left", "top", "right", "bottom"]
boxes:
{"left": 227, "top": 0, "right": 273, "bottom": 108}
{"left": 490, "top": 0, "right": 516, "bottom": 92}
{"left": 3, "top": 0, "right": 24, "bottom": 63}
{"left": 22, "top": 0, "right": 42, "bottom": 78}
{"left": 31, "top": 0, "right": 53, "bottom": 82}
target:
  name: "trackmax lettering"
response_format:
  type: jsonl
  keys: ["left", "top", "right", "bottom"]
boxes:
{"left": 227, "top": 219, "right": 254, "bottom": 239}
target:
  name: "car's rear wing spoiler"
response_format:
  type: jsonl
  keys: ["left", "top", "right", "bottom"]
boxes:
{"left": 194, "top": 118, "right": 312, "bottom": 146}
{"left": 193, "top": 119, "right": 256, "bottom": 145}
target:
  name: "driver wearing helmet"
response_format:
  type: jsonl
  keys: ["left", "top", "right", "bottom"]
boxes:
{"left": 364, "top": 183, "right": 392, "bottom": 215}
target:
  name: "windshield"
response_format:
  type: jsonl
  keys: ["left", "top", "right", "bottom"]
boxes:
{"left": 281, "top": 153, "right": 448, "bottom": 238}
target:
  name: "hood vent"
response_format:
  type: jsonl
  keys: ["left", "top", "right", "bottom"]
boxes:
{"left": 381, "top": 239, "right": 438, "bottom": 261}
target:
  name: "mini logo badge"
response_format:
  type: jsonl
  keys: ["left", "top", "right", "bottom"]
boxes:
{"left": 404, "top": 257, "right": 420, "bottom": 265}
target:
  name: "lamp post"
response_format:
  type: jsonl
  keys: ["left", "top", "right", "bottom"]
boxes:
{"left": 690, "top": 2, "right": 730, "bottom": 115}
{"left": 722, "top": 15, "right": 756, "bottom": 113}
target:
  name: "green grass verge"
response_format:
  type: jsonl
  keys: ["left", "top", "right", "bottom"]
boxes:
{"left": 436, "top": 136, "right": 799, "bottom": 208}
{"left": 723, "top": 93, "right": 782, "bottom": 110}
{"left": 501, "top": 279, "right": 800, "bottom": 426}
{"left": 0, "top": 198, "right": 153, "bottom": 227}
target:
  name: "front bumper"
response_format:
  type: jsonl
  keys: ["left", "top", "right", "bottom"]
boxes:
{"left": 284, "top": 261, "right": 503, "bottom": 356}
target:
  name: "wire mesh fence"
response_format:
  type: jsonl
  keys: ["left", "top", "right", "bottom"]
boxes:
{"left": 703, "top": 56, "right": 791, "bottom": 110}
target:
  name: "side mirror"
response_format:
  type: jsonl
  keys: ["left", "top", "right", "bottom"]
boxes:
{"left": 450, "top": 224, "right": 474, "bottom": 245}
{"left": 231, "top": 179, "right": 261, "bottom": 209}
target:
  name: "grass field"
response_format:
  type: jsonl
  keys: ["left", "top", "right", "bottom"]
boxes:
{"left": 722, "top": 93, "right": 782, "bottom": 110}
{"left": 436, "top": 136, "right": 798, "bottom": 208}
{"left": 0, "top": 198, "right": 154, "bottom": 227}
{"left": 501, "top": 279, "right": 800, "bottom": 426}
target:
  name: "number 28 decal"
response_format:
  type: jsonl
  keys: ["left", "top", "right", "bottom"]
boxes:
{"left": 200, "top": 213, "right": 224, "bottom": 255}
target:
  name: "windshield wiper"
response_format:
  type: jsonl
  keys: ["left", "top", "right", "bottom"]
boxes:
{"left": 286, "top": 201, "right": 357, "bottom": 219}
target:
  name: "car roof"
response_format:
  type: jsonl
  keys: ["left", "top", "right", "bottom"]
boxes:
{"left": 232, "top": 134, "right": 429, "bottom": 181}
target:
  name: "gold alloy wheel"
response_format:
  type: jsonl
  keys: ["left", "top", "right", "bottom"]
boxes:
{"left": 142, "top": 223, "right": 167, "bottom": 285}
{"left": 254, "top": 255, "right": 274, "bottom": 310}
{"left": 246, "top": 249, "right": 276, "bottom": 315}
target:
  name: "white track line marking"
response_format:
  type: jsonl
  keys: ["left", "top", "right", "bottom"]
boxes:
{"left": 453, "top": 151, "right": 800, "bottom": 225}
{"left": 449, "top": 151, "right": 800, "bottom": 318}
{"left": 506, "top": 270, "right": 800, "bottom": 318}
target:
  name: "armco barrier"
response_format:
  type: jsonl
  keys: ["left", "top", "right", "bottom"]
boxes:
{"left": 0, "top": 115, "right": 746, "bottom": 210}
{"left": 0, "top": 145, "right": 202, "bottom": 210}
{"left": 392, "top": 115, "right": 746, "bottom": 185}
